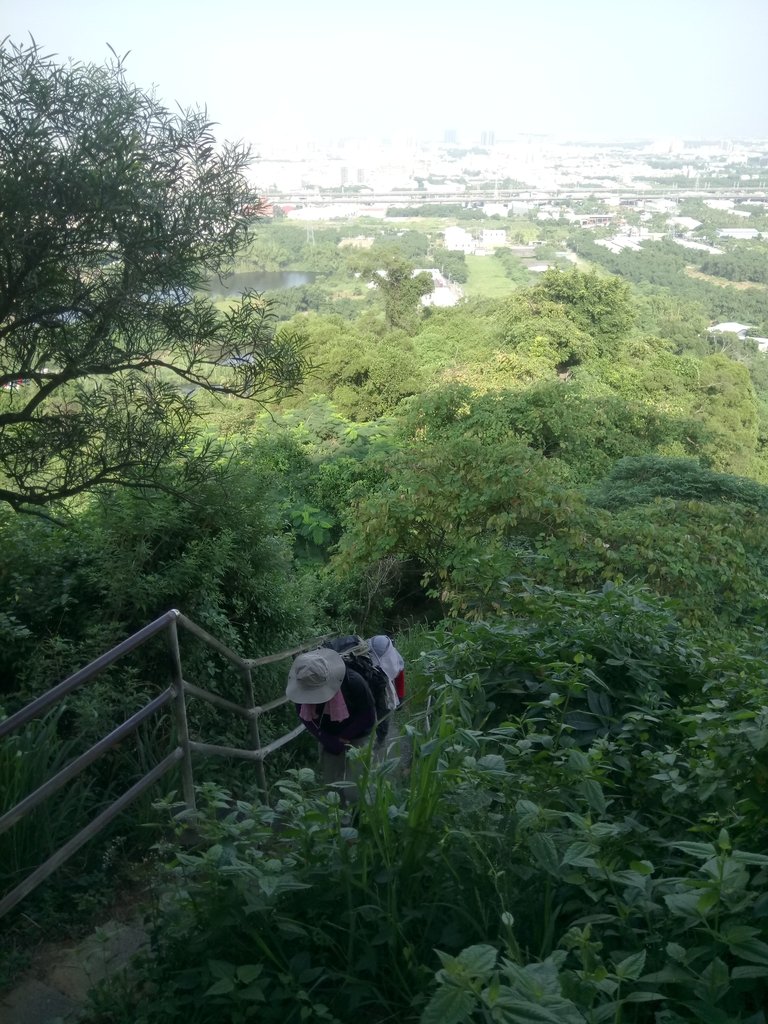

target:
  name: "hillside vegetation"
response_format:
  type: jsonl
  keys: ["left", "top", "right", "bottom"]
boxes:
{"left": 4, "top": 44, "right": 768, "bottom": 1024}
{"left": 5, "top": 259, "right": 768, "bottom": 1022}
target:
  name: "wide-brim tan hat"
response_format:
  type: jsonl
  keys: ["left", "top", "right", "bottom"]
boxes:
{"left": 286, "top": 648, "right": 346, "bottom": 703}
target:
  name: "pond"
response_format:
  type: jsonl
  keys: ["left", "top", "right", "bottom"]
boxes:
{"left": 205, "top": 270, "right": 317, "bottom": 297}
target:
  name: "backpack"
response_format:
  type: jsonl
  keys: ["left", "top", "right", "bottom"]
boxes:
{"left": 323, "top": 635, "right": 392, "bottom": 742}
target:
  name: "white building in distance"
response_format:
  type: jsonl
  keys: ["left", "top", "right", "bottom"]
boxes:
{"left": 667, "top": 217, "right": 702, "bottom": 231}
{"left": 413, "top": 269, "right": 461, "bottom": 307}
{"left": 443, "top": 226, "right": 476, "bottom": 254}
{"left": 481, "top": 228, "right": 507, "bottom": 247}
{"left": 717, "top": 228, "right": 761, "bottom": 240}
{"left": 708, "top": 322, "right": 754, "bottom": 340}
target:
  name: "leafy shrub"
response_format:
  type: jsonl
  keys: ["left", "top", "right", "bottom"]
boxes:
{"left": 590, "top": 456, "right": 768, "bottom": 512}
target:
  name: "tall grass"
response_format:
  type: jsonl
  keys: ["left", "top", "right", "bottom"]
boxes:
{"left": 0, "top": 708, "right": 98, "bottom": 891}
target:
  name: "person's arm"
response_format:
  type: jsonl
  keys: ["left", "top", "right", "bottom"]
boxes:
{"left": 298, "top": 709, "right": 347, "bottom": 755}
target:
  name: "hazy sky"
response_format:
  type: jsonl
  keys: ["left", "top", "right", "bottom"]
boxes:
{"left": 4, "top": 0, "right": 768, "bottom": 144}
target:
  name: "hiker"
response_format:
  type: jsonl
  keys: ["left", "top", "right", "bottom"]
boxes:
{"left": 286, "top": 648, "right": 376, "bottom": 802}
{"left": 367, "top": 635, "right": 407, "bottom": 764}
{"left": 368, "top": 635, "right": 406, "bottom": 705}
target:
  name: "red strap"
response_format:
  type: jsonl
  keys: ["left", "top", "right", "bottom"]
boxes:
{"left": 395, "top": 669, "right": 405, "bottom": 699}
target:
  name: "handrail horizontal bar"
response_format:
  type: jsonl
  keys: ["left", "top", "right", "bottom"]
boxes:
{"left": 189, "top": 723, "right": 306, "bottom": 762}
{"left": 0, "top": 688, "right": 175, "bottom": 838}
{"left": 257, "top": 724, "right": 305, "bottom": 758}
{"left": 182, "top": 681, "right": 251, "bottom": 719}
{"left": 254, "top": 694, "right": 290, "bottom": 715}
{"left": 244, "top": 634, "right": 333, "bottom": 668}
{"left": 189, "top": 740, "right": 263, "bottom": 761}
{"left": 0, "top": 748, "right": 183, "bottom": 920}
{"left": 175, "top": 614, "right": 249, "bottom": 669}
{"left": 0, "top": 611, "right": 179, "bottom": 741}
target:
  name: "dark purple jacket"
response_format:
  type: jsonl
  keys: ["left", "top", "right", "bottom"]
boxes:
{"left": 296, "top": 667, "right": 376, "bottom": 755}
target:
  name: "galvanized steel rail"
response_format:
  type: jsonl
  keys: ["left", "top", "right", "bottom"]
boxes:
{"left": 0, "top": 610, "right": 329, "bottom": 919}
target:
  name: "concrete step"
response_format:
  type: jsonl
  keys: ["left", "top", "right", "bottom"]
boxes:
{"left": 0, "top": 979, "right": 81, "bottom": 1024}
{"left": 0, "top": 920, "right": 147, "bottom": 1024}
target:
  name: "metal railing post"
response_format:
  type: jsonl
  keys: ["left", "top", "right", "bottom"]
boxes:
{"left": 244, "top": 665, "right": 268, "bottom": 798}
{"left": 167, "top": 618, "right": 196, "bottom": 812}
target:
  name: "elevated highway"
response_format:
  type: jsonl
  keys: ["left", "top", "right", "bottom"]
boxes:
{"left": 266, "top": 187, "right": 768, "bottom": 207}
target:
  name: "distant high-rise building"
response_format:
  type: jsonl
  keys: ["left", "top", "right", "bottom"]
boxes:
{"left": 481, "top": 130, "right": 496, "bottom": 147}
{"left": 444, "top": 129, "right": 457, "bottom": 144}
{"left": 356, "top": 167, "right": 366, "bottom": 184}
{"left": 340, "top": 166, "right": 349, "bottom": 186}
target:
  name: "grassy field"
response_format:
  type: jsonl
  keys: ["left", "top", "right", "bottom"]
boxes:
{"left": 463, "top": 254, "right": 521, "bottom": 298}
{"left": 684, "top": 265, "right": 766, "bottom": 290}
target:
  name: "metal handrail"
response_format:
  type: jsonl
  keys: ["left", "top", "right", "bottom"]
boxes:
{"left": 0, "top": 610, "right": 179, "bottom": 741}
{"left": 0, "top": 688, "right": 175, "bottom": 837}
{"left": 0, "top": 611, "right": 331, "bottom": 920}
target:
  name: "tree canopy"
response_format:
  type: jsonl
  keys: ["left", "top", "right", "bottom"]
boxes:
{"left": 0, "top": 40, "right": 309, "bottom": 513}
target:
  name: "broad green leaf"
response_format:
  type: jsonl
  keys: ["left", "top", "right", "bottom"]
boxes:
{"left": 730, "top": 938, "right": 768, "bottom": 966}
{"left": 420, "top": 983, "right": 476, "bottom": 1024}
{"left": 610, "top": 869, "right": 650, "bottom": 889}
{"left": 730, "top": 850, "right": 768, "bottom": 866}
{"left": 732, "top": 965, "right": 768, "bottom": 979}
{"left": 643, "top": 965, "right": 691, "bottom": 984}
{"left": 236, "top": 964, "right": 263, "bottom": 983}
{"left": 721, "top": 925, "right": 760, "bottom": 944}
{"left": 258, "top": 875, "right": 279, "bottom": 897}
{"left": 568, "top": 750, "right": 589, "bottom": 771}
{"left": 672, "top": 841, "right": 716, "bottom": 859}
{"left": 240, "top": 983, "right": 267, "bottom": 1002}
{"left": 477, "top": 753, "right": 508, "bottom": 774}
{"left": 456, "top": 944, "right": 498, "bottom": 976}
{"left": 579, "top": 778, "right": 607, "bottom": 814}
{"left": 484, "top": 976, "right": 501, "bottom": 1007}
{"left": 696, "top": 956, "right": 729, "bottom": 1001}
{"left": 562, "top": 841, "right": 598, "bottom": 868}
{"left": 624, "top": 991, "right": 664, "bottom": 1002}
{"left": 615, "top": 950, "right": 646, "bottom": 980}
{"left": 592, "top": 1003, "right": 621, "bottom": 1024}
{"left": 205, "top": 977, "right": 235, "bottom": 996}
{"left": 520, "top": 960, "right": 564, "bottom": 998}
{"left": 666, "top": 942, "right": 687, "bottom": 962}
{"left": 663, "top": 892, "right": 701, "bottom": 918}
{"left": 207, "top": 960, "right": 235, "bottom": 980}
{"left": 528, "top": 833, "right": 560, "bottom": 874}
{"left": 629, "top": 860, "right": 654, "bottom": 876}
{"left": 275, "top": 919, "right": 310, "bottom": 938}
{"left": 696, "top": 889, "right": 720, "bottom": 914}
{"left": 481, "top": 998, "right": 579, "bottom": 1023}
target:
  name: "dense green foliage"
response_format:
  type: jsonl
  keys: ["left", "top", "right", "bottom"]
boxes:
{"left": 569, "top": 234, "right": 768, "bottom": 335}
{"left": 699, "top": 244, "right": 768, "bottom": 285}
